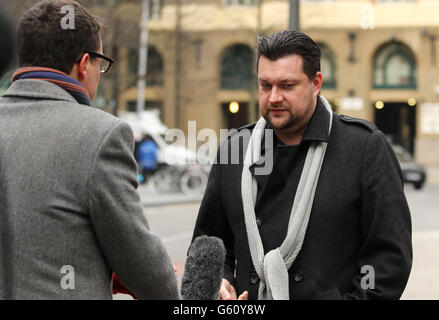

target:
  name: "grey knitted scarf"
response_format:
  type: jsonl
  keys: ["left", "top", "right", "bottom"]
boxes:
{"left": 241, "top": 96, "right": 333, "bottom": 300}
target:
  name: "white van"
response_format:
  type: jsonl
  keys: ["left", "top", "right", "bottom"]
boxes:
{"left": 118, "top": 110, "right": 209, "bottom": 195}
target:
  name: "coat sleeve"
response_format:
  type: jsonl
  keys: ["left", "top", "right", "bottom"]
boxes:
{"left": 88, "top": 120, "right": 181, "bottom": 300}
{"left": 190, "top": 147, "right": 238, "bottom": 290}
{"left": 344, "top": 130, "right": 413, "bottom": 300}
{"left": 112, "top": 273, "right": 137, "bottom": 299}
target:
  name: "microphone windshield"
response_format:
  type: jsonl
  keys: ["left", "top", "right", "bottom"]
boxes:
{"left": 181, "top": 236, "right": 226, "bottom": 300}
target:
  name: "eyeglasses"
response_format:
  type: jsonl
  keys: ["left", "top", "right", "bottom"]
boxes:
{"left": 78, "top": 51, "right": 114, "bottom": 74}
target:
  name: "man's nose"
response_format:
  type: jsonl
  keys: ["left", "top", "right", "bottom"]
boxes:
{"left": 268, "top": 87, "right": 283, "bottom": 105}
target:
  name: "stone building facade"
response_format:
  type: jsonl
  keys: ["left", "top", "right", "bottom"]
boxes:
{"left": 2, "top": 0, "right": 439, "bottom": 181}
{"left": 114, "top": 0, "right": 439, "bottom": 181}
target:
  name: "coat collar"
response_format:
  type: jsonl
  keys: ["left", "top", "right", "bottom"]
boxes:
{"left": 273, "top": 95, "right": 331, "bottom": 147}
{"left": 253, "top": 95, "right": 332, "bottom": 154}
{"left": 2, "top": 79, "right": 78, "bottom": 104}
{"left": 249, "top": 96, "right": 332, "bottom": 180}
{"left": 301, "top": 95, "right": 331, "bottom": 143}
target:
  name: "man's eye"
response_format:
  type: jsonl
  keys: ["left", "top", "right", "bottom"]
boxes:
{"left": 282, "top": 84, "right": 294, "bottom": 89}
{"left": 260, "top": 83, "right": 271, "bottom": 89}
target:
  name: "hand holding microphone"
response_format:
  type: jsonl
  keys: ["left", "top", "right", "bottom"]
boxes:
{"left": 219, "top": 279, "right": 248, "bottom": 300}
{"left": 113, "top": 236, "right": 247, "bottom": 300}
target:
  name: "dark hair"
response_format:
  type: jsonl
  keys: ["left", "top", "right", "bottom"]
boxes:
{"left": 256, "top": 30, "right": 321, "bottom": 80}
{"left": 18, "top": 0, "right": 103, "bottom": 74}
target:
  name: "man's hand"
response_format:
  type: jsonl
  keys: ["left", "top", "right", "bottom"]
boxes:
{"left": 219, "top": 279, "right": 248, "bottom": 300}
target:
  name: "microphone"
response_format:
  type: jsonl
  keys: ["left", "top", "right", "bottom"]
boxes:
{"left": 181, "top": 236, "right": 226, "bottom": 300}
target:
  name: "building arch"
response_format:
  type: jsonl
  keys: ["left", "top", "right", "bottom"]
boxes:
{"left": 128, "top": 46, "right": 164, "bottom": 87}
{"left": 220, "top": 43, "right": 254, "bottom": 90}
{"left": 317, "top": 42, "right": 337, "bottom": 89}
{"left": 372, "top": 41, "right": 417, "bottom": 89}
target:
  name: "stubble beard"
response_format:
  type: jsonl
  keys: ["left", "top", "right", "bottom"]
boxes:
{"left": 262, "top": 109, "right": 295, "bottom": 131}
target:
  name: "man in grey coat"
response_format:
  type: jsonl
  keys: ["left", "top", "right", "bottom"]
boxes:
{"left": 0, "top": 0, "right": 180, "bottom": 300}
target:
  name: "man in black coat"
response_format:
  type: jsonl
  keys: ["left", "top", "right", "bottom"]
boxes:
{"left": 191, "top": 31, "right": 412, "bottom": 300}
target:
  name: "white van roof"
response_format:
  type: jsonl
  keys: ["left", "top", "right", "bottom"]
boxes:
{"left": 118, "top": 110, "right": 168, "bottom": 140}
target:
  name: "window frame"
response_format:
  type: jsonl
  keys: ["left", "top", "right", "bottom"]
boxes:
{"left": 220, "top": 43, "right": 255, "bottom": 90}
{"left": 373, "top": 42, "right": 417, "bottom": 89}
{"left": 318, "top": 42, "right": 337, "bottom": 90}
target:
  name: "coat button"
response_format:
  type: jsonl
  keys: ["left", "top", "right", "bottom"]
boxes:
{"left": 250, "top": 271, "right": 259, "bottom": 284}
{"left": 293, "top": 271, "right": 304, "bottom": 282}
{"left": 256, "top": 218, "right": 262, "bottom": 227}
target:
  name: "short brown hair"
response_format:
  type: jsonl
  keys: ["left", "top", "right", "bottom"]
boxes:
{"left": 18, "top": 0, "right": 103, "bottom": 74}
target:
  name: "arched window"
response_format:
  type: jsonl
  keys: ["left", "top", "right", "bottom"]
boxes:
{"left": 220, "top": 44, "right": 254, "bottom": 90}
{"left": 318, "top": 42, "right": 336, "bottom": 89}
{"left": 128, "top": 46, "right": 164, "bottom": 87}
{"left": 373, "top": 42, "right": 416, "bottom": 89}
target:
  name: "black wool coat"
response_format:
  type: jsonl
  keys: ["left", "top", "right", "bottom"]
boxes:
{"left": 191, "top": 97, "right": 412, "bottom": 300}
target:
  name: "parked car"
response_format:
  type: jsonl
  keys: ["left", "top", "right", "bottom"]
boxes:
{"left": 392, "top": 144, "right": 426, "bottom": 189}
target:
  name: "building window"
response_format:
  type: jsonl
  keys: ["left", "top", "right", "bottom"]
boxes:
{"left": 128, "top": 46, "right": 164, "bottom": 88}
{"left": 223, "top": 0, "right": 258, "bottom": 6}
{"left": 318, "top": 42, "right": 336, "bottom": 89}
{"left": 373, "top": 42, "right": 416, "bottom": 89}
{"left": 220, "top": 44, "right": 254, "bottom": 90}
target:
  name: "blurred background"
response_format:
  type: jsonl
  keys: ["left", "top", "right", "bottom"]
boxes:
{"left": 1, "top": 0, "right": 439, "bottom": 299}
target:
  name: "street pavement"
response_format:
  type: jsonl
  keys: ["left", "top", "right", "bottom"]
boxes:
{"left": 137, "top": 183, "right": 203, "bottom": 207}
{"left": 401, "top": 183, "right": 439, "bottom": 299}
{"left": 115, "top": 183, "right": 439, "bottom": 300}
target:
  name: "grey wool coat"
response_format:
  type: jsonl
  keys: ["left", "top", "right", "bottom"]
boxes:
{"left": 191, "top": 97, "right": 413, "bottom": 300}
{"left": 0, "top": 79, "right": 180, "bottom": 300}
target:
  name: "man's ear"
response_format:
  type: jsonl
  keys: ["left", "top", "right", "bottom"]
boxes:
{"left": 77, "top": 53, "right": 90, "bottom": 80}
{"left": 313, "top": 71, "right": 323, "bottom": 95}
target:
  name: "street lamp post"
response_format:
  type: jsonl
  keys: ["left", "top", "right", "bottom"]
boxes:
{"left": 289, "top": 0, "right": 299, "bottom": 31}
{"left": 137, "top": 0, "right": 150, "bottom": 118}
{"left": 248, "top": 0, "right": 264, "bottom": 123}
{"left": 174, "top": 0, "right": 182, "bottom": 129}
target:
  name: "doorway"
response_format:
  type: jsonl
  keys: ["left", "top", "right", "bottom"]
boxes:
{"left": 374, "top": 101, "right": 416, "bottom": 154}
{"left": 221, "top": 102, "right": 249, "bottom": 130}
